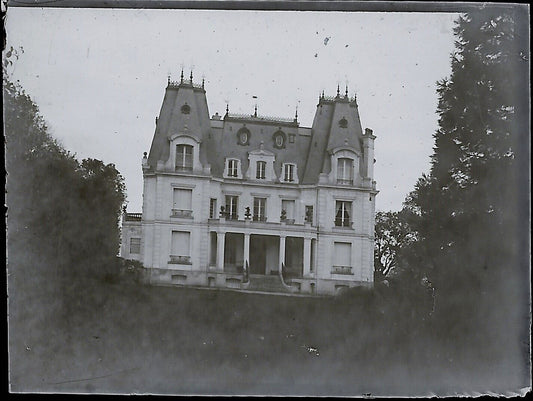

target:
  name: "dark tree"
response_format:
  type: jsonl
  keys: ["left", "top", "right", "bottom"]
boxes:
{"left": 5, "top": 52, "right": 127, "bottom": 339}
{"left": 399, "top": 8, "right": 529, "bottom": 379}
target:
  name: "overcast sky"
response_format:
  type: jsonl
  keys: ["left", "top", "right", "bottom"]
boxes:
{"left": 5, "top": 8, "right": 458, "bottom": 212}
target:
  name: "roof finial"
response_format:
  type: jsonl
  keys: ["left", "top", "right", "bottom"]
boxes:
{"left": 226, "top": 103, "right": 229, "bottom": 116}
{"left": 167, "top": 75, "right": 170, "bottom": 85}
{"left": 345, "top": 84, "right": 348, "bottom": 98}
{"left": 180, "top": 69, "right": 184, "bottom": 83}
{"left": 254, "top": 104, "right": 257, "bottom": 118}
{"left": 202, "top": 77, "right": 205, "bottom": 89}
{"left": 337, "top": 84, "right": 340, "bottom": 97}
{"left": 190, "top": 70, "right": 193, "bottom": 83}
{"left": 322, "top": 90, "right": 325, "bottom": 99}
{"left": 295, "top": 105, "right": 298, "bottom": 122}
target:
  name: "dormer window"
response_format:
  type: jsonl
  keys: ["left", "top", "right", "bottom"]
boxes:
{"left": 176, "top": 144, "right": 193, "bottom": 171}
{"left": 227, "top": 159, "right": 239, "bottom": 177}
{"left": 256, "top": 161, "right": 266, "bottom": 179}
{"left": 337, "top": 158, "right": 353, "bottom": 185}
{"left": 283, "top": 163, "right": 296, "bottom": 183}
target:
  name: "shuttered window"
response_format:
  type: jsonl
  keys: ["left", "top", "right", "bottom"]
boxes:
{"left": 334, "top": 242, "right": 351, "bottom": 267}
{"left": 171, "top": 231, "right": 190, "bottom": 256}
{"left": 173, "top": 188, "right": 192, "bottom": 210}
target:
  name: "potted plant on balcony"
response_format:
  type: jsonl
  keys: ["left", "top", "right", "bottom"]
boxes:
{"left": 280, "top": 209, "right": 287, "bottom": 225}
{"left": 219, "top": 206, "right": 226, "bottom": 221}
{"left": 305, "top": 208, "right": 313, "bottom": 227}
{"left": 244, "top": 206, "right": 251, "bottom": 225}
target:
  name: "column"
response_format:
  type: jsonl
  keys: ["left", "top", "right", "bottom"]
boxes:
{"left": 303, "top": 237, "right": 311, "bottom": 277}
{"left": 279, "top": 235, "right": 286, "bottom": 273}
{"left": 243, "top": 233, "right": 250, "bottom": 270}
{"left": 216, "top": 232, "right": 225, "bottom": 271}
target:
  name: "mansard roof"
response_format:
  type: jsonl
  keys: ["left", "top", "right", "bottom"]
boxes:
{"left": 146, "top": 77, "right": 367, "bottom": 184}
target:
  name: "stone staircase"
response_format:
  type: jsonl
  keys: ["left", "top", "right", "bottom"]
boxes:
{"left": 245, "top": 274, "right": 292, "bottom": 293}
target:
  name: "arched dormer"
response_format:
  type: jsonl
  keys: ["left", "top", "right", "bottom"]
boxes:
{"left": 328, "top": 146, "right": 361, "bottom": 186}
{"left": 165, "top": 133, "right": 203, "bottom": 173}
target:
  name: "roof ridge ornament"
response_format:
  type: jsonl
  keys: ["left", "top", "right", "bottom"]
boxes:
{"left": 180, "top": 69, "right": 184, "bottom": 83}
{"left": 190, "top": 70, "right": 193, "bottom": 83}
{"left": 345, "top": 84, "right": 348, "bottom": 98}
{"left": 337, "top": 84, "right": 340, "bottom": 97}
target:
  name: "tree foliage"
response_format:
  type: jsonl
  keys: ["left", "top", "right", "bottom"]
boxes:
{"left": 5, "top": 54, "right": 127, "bottom": 333}
{"left": 374, "top": 210, "right": 417, "bottom": 281}
{"left": 397, "top": 8, "right": 529, "bottom": 368}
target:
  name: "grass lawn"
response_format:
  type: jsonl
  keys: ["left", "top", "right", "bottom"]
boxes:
{"left": 8, "top": 277, "right": 528, "bottom": 396}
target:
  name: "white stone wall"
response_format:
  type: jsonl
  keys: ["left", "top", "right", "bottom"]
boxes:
{"left": 140, "top": 167, "right": 376, "bottom": 293}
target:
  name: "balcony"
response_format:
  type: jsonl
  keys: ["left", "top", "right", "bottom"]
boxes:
{"left": 252, "top": 216, "right": 267, "bottom": 222}
{"left": 334, "top": 219, "right": 353, "bottom": 228}
{"left": 281, "top": 218, "right": 295, "bottom": 225}
{"left": 169, "top": 255, "right": 192, "bottom": 265}
{"left": 171, "top": 209, "right": 193, "bottom": 218}
{"left": 336, "top": 178, "right": 353, "bottom": 186}
{"left": 331, "top": 266, "right": 353, "bottom": 275}
{"left": 124, "top": 213, "right": 142, "bottom": 221}
{"left": 175, "top": 165, "right": 193, "bottom": 172}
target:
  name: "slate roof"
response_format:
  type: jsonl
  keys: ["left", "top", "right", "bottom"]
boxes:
{"left": 147, "top": 80, "right": 366, "bottom": 185}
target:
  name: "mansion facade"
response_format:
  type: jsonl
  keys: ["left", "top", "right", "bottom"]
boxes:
{"left": 121, "top": 73, "right": 378, "bottom": 296}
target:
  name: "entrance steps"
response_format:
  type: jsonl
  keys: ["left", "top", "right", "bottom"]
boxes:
{"left": 246, "top": 274, "right": 292, "bottom": 293}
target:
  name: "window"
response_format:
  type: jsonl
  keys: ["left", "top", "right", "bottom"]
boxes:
{"left": 176, "top": 144, "right": 193, "bottom": 171}
{"left": 256, "top": 161, "right": 266, "bottom": 179}
{"left": 130, "top": 238, "right": 141, "bottom": 254}
{"left": 338, "top": 117, "right": 348, "bottom": 128}
{"left": 281, "top": 199, "right": 295, "bottom": 222}
{"left": 335, "top": 200, "right": 352, "bottom": 227}
{"left": 333, "top": 242, "right": 352, "bottom": 274}
{"left": 337, "top": 158, "right": 353, "bottom": 185}
{"left": 170, "top": 231, "right": 191, "bottom": 264}
{"left": 225, "top": 195, "right": 239, "bottom": 220}
{"left": 181, "top": 104, "right": 191, "bottom": 114}
{"left": 253, "top": 197, "right": 267, "bottom": 222}
{"left": 283, "top": 164, "right": 295, "bottom": 182}
{"left": 237, "top": 127, "right": 250, "bottom": 145}
{"left": 172, "top": 188, "right": 192, "bottom": 217}
{"left": 227, "top": 159, "right": 239, "bottom": 177}
{"left": 273, "top": 130, "right": 286, "bottom": 149}
{"left": 209, "top": 198, "right": 217, "bottom": 219}
{"left": 305, "top": 205, "right": 314, "bottom": 224}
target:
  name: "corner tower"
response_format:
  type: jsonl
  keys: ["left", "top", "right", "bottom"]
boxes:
{"left": 146, "top": 71, "right": 211, "bottom": 173}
